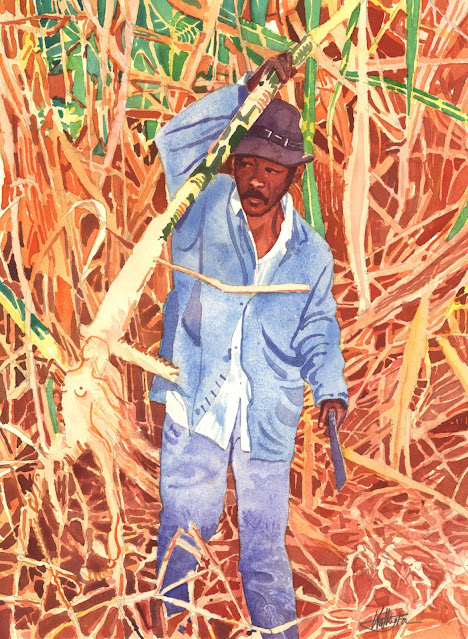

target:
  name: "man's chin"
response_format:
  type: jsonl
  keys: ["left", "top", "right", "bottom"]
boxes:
{"left": 241, "top": 199, "right": 269, "bottom": 216}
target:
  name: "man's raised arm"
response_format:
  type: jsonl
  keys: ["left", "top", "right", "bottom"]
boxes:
{"left": 155, "top": 83, "right": 249, "bottom": 199}
{"left": 155, "top": 52, "right": 295, "bottom": 200}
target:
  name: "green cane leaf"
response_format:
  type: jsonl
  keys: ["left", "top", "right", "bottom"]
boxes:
{"left": 344, "top": 72, "right": 468, "bottom": 124}
{"left": 249, "top": 0, "right": 270, "bottom": 26}
{"left": 406, "top": 0, "right": 421, "bottom": 116}
{"left": 302, "top": 0, "right": 325, "bottom": 236}
{"left": 46, "top": 377, "right": 61, "bottom": 434}
{"left": 0, "top": 281, "right": 62, "bottom": 363}
{"left": 446, "top": 190, "right": 468, "bottom": 242}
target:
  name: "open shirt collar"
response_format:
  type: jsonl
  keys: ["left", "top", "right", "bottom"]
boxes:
{"left": 230, "top": 186, "right": 294, "bottom": 261}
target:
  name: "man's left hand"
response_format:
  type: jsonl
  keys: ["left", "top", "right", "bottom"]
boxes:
{"left": 246, "top": 51, "right": 295, "bottom": 93}
{"left": 318, "top": 399, "right": 347, "bottom": 431}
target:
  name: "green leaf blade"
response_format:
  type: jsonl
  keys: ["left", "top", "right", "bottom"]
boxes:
{"left": 249, "top": 0, "right": 270, "bottom": 26}
{"left": 446, "top": 191, "right": 468, "bottom": 242}
{"left": 406, "top": 0, "right": 421, "bottom": 116}
{"left": 302, "top": 0, "right": 325, "bottom": 237}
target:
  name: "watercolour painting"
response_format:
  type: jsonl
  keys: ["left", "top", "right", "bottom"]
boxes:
{"left": 0, "top": 0, "right": 468, "bottom": 638}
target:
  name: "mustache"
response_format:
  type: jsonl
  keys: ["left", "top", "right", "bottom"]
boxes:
{"left": 240, "top": 189, "right": 268, "bottom": 204}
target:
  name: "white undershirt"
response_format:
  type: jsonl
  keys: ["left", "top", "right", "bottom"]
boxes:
{"left": 166, "top": 188, "right": 294, "bottom": 451}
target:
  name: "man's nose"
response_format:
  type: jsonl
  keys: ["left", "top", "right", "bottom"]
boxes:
{"left": 249, "top": 175, "right": 265, "bottom": 188}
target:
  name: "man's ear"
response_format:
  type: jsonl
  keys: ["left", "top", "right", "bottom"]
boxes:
{"left": 220, "top": 156, "right": 234, "bottom": 176}
{"left": 293, "top": 164, "right": 306, "bottom": 182}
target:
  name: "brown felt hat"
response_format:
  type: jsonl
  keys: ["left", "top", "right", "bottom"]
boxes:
{"left": 231, "top": 99, "right": 314, "bottom": 167}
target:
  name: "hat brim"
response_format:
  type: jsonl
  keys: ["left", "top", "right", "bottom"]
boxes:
{"left": 231, "top": 136, "right": 314, "bottom": 167}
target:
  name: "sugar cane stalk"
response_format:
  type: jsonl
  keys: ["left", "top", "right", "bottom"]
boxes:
{"left": 83, "top": 0, "right": 362, "bottom": 370}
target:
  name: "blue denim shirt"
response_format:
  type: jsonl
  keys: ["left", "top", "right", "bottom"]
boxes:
{"left": 149, "top": 82, "right": 348, "bottom": 461}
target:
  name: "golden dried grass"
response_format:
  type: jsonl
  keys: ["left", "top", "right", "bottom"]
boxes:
{"left": 0, "top": 0, "right": 468, "bottom": 637}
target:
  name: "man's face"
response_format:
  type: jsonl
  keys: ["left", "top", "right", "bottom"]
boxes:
{"left": 233, "top": 155, "right": 298, "bottom": 217}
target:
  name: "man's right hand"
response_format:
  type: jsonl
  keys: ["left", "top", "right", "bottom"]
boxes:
{"left": 318, "top": 399, "right": 347, "bottom": 431}
{"left": 246, "top": 51, "right": 295, "bottom": 92}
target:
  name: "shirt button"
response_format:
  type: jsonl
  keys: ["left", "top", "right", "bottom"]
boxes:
{"left": 195, "top": 408, "right": 200, "bottom": 415}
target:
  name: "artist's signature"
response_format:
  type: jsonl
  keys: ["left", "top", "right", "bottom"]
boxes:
{"left": 360, "top": 606, "right": 421, "bottom": 632}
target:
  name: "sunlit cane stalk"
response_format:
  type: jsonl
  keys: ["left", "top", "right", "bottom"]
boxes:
{"left": 342, "top": 0, "right": 371, "bottom": 314}
{"left": 326, "top": 3, "right": 360, "bottom": 179}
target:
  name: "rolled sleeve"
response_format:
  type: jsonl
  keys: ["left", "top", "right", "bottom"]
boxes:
{"left": 292, "top": 255, "right": 348, "bottom": 407}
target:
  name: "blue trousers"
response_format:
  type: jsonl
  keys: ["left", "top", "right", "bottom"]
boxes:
{"left": 156, "top": 414, "right": 298, "bottom": 639}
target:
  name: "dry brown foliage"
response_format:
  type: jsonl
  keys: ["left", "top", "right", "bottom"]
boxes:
{"left": 0, "top": 0, "right": 467, "bottom": 637}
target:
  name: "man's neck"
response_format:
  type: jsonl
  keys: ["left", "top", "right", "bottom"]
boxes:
{"left": 245, "top": 201, "right": 284, "bottom": 260}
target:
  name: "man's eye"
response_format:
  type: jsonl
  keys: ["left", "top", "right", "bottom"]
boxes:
{"left": 266, "top": 167, "right": 280, "bottom": 174}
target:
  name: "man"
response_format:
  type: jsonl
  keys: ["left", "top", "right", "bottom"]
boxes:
{"left": 150, "top": 52, "right": 348, "bottom": 639}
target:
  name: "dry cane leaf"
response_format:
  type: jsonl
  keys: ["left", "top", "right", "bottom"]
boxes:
{"left": 342, "top": 3, "right": 371, "bottom": 314}
{"left": 438, "top": 335, "right": 468, "bottom": 396}
{"left": 65, "top": 199, "right": 107, "bottom": 282}
{"left": 389, "top": 288, "right": 430, "bottom": 469}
